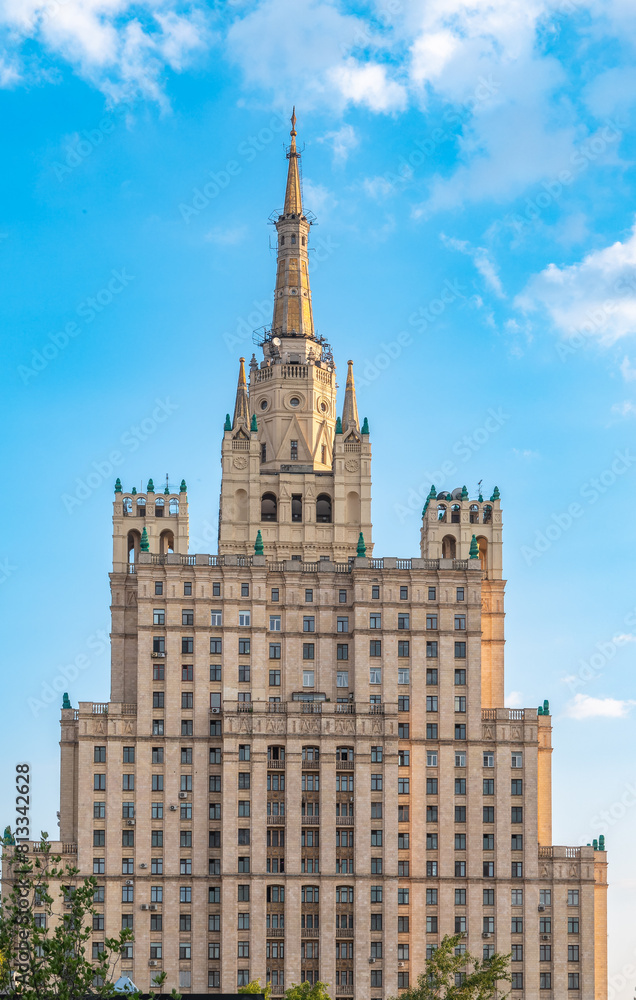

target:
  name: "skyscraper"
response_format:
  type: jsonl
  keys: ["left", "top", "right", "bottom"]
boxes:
{"left": 51, "top": 111, "right": 608, "bottom": 998}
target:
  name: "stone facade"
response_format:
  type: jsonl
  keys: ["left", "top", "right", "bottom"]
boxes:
{"left": 9, "top": 112, "right": 609, "bottom": 1000}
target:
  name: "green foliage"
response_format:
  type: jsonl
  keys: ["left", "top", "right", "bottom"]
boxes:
{"left": 238, "top": 978, "right": 271, "bottom": 998}
{"left": 0, "top": 833, "right": 133, "bottom": 1000}
{"left": 284, "top": 982, "right": 332, "bottom": 1000}
{"left": 387, "top": 934, "right": 511, "bottom": 1000}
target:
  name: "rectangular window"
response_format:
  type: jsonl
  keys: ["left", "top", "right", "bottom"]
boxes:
{"left": 369, "top": 667, "right": 381, "bottom": 684}
{"left": 153, "top": 608, "right": 165, "bottom": 626}
{"left": 94, "top": 802, "right": 105, "bottom": 818}
{"left": 181, "top": 664, "right": 193, "bottom": 681}
{"left": 483, "top": 889, "right": 494, "bottom": 905}
{"left": 427, "top": 861, "right": 438, "bottom": 876}
{"left": 94, "top": 774, "right": 106, "bottom": 791}
{"left": 303, "top": 616, "right": 315, "bottom": 632}
{"left": 568, "top": 945, "right": 580, "bottom": 962}
{"left": 511, "top": 752, "right": 523, "bottom": 768}
{"left": 511, "top": 889, "right": 523, "bottom": 905}
{"left": 153, "top": 637, "right": 165, "bottom": 653}
{"left": 152, "top": 663, "right": 164, "bottom": 680}
{"left": 271, "top": 588, "right": 279, "bottom": 601}
{"left": 336, "top": 671, "right": 349, "bottom": 687}
{"left": 154, "top": 582, "right": 163, "bottom": 595}
{"left": 337, "top": 616, "right": 349, "bottom": 632}
{"left": 512, "top": 973, "right": 523, "bottom": 990}
{"left": 568, "top": 890, "right": 579, "bottom": 906}
{"left": 398, "top": 669, "right": 410, "bottom": 685}
{"left": 239, "top": 638, "right": 250, "bottom": 655}
{"left": 239, "top": 611, "right": 251, "bottom": 627}
{"left": 426, "top": 669, "right": 439, "bottom": 685}
{"left": 455, "top": 805, "right": 466, "bottom": 821}
{"left": 568, "top": 918, "right": 580, "bottom": 933}
{"left": 269, "top": 615, "right": 281, "bottom": 631}
{"left": 268, "top": 642, "right": 281, "bottom": 660}
{"left": 540, "top": 974, "right": 552, "bottom": 990}
{"left": 426, "top": 696, "right": 438, "bottom": 712}
{"left": 455, "top": 615, "right": 466, "bottom": 630}
{"left": 511, "top": 862, "right": 523, "bottom": 878}
{"left": 212, "top": 581, "right": 221, "bottom": 596}
{"left": 181, "top": 637, "right": 193, "bottom": 654}
{"left": 426, "top": 723, "right": 438, "bottom": 739}
{"left": 511, "top": 779, "right": 523, "bottom": 795}
{"left": 483, "top": 752, "right": 494, "bottom": 767}
{"left": 398, "top": 723, "right": 410, "bottom": 738}
{"left": 370, "top": 639, "right": 381, "bottom": 657}
{"left": 241, "top": 583, "right": 249, "bottom": 597}
{"left": 269, "top": 669, "right": 281, "bottom": 686}
{"left": 303, "top": 670, "right": 315, "bottom": 687}
{"left": 427, "top": 778, "right": 438, "bottom": 793}
{"left": 210, "top": 638, "right": 222, "bottom": 654}
{"left": 337, "top": 644, "right": 349, "bottom": 660}
{"left": 398, "top": 613, "right": 410, "bottom": 629}
{"left": 340, "top": 588, "right": 349, "bottom": 602}
{"left": 182, "top": 609, "right": 194, "bottom": 626}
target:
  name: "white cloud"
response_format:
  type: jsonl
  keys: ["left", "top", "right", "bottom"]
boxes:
{"left": 613, "top": 633, "right": 636, "bottom": 644}
{"left": 620, "top": 356, "right": 636, "bottom": 381}
{"left": 441, "top": 234, "right": 505, "bottom": 298}
{"left": 328, "top": 60, "right": 406, "bottom": 113}
{"left": 505, "top": 690, "right": 524, "bottom": 707}
{"left": 363, "top": 175, "right": 399, "bottom": 200}
{"left": 0, "top": 0, "right": 212, "bottom": 104}
{"left": 611, "top": 401, "right": 636, "bottom": 418}
{"left": 515, "top": 221, "right": 636, "bottom": 344}
{"left": 205, "top": 225, "right": 248, "bottom": 246}
{"left": 564, "top": 693, "right": 636, "bottom": 720}
{"left": 317, "top": 123, "right": 359, "bottom": 164}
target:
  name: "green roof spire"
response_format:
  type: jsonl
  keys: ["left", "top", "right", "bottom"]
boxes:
{"left": 140, "top": 527, "right": 150, "bottom": 552}
{"left": 131, "top": 487, "right": 137, "bottom": 495}
{"left": 537, "top": 705, "right": 543, "bottom": 716}
{"left": 599, "top": 834, "right": 605, "bottom": 851}
{"left": 491, "top": 486, "right": 500, "bottom": 501}
{"left": 224, "top": 413, "right": 232, "bottom": 431}
{"left": 180, "top": 479, "right": 187, "bottom": 493}
{"left": 250, "top": 414, "right": 258, "bottom": 432}
{"left": 460, "top": 485, "right": 469, "bottom": 500}
{"left": 543, "top": 699, "right": 549, "bottom": 715}
{"left": 254, "top": 530, "right": 264, "bottom": 556}
{"left": 164, "top": 484, "right": 170, "bottom": 494}
{"left": 62, "top": 692, "right": 71, "bottom": 710}
{"left": 469, "top": 534, "right": 479, "bottom": 559}
{"left": 147, "top": 478, "right": 155, "bottom": 493}
{"left": 356, "top": 532, "right": 366, "bottom": 558}
{"left": 361, "top": 416, "right": 369, "bottom": 435}
{"left": 114, "top": 478, "right": 122, "bottom": 493}
{"left": 335, "top": 416, "right": 342, "bottom": 434}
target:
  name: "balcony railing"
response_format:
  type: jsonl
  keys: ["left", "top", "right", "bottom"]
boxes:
{"left": 482, "top": 708, "right": 528, "bottom": 721}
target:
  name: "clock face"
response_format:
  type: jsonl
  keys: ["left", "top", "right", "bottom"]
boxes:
{"left": 345, "top": 459, "right": 359, "bottom": 473}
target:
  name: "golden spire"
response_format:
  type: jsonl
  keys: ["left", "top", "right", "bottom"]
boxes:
{"left": 284, "top": 106, "right": 302, "bottom": 216}
{"left": 342, "top": 360, "right": 360, "bottom": 433}
{"left": 232, "top": 357, "right": 250, "bottom": 429}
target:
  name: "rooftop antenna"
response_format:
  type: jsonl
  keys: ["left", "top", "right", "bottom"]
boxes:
{"left": 166, "top": 473, "right": 169, "bottom": 492}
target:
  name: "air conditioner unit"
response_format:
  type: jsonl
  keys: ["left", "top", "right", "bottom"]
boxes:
{"left": 542, "top": 934, "right": 550, "bottom": 941}
{"left": 398, "top": 963, "right": 404, "bottom": 968}
{"left": 139, "top": 863, "right": 148, "bottom": 869}
{"left": 179, "top": 791, "right": 188, "bottom": 799}
{"left": 170, "top": 805, "right": 178, "bottom": 811}
{"left": 140, "top": 904, "right": 149, "bottom": 911}
{"left": 482, "top": 933, "right": 491, "bottom": 939}
{"left": 350, "top": 797, "right": 354, "bottom": 802}
{"left": 125, "top": 880, "right": 133, "bottom": 886}
{"left": 538, "top": 905, "right": 545, "bottom": 912}
{"left": 211, "top": 707, "right": 220, "bottom": 714}
{"left": 149, "top": 904, "right": 158, "bottom": 911}
{"left": 149, "top": 960, "right": 157, "bottom": 967}
{"left": 368, "top": 959, "right": 376, "bottom": 964}
{"left": 126, "top": 819, "right": 135, "bottom": 826}
{"left": 151, "top": 652, "right": 165, "bottom": 658}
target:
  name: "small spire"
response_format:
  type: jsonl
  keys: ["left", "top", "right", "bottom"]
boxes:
{"left": 140, "top": 527, "right": 150, "bottom": 552}
{"left": 147, "top": 478, "right": 155, "bottom": 493}
{"left": 491, "top": 486, "right": 500, "bottom": 501}
{"left": 250, "top": 414, "right": 258, "bottom": 432}
{"left": 224, "top": 413, "right": 231, "bottom": 431}
{"left": 62, "top": 692, "right": 71, "bottom": 710}
{"left": 342, "top": 360, "right": 360, "bottom": 434}
{"left": 180, "top": 479, "right": 187, "bottom": 493}
{"left": 232, "top": 357, "right": 250, "bottom": 430}
{"left": 460, "top": 485, "right": 468, "bottom": 500}
{"left": 335, "top": 416, "right": 342, "bottom": 434}
{"left": 469, "top": 535, "right": 479, "bottom": 559}
{"left": 284, "top": 107, "right": 302, "bottom": 215}
{"left": 131, "top": 487, "right": 137, "bottom": 495}
{"left": 361, "top": 417, "right": 369, "bottom": 435}
{"left": 254, "top": 530, "right": 264, "bottom": 556}
{"left": 114, "top": 478, "right": 122, "bottom": 493}
{"left": 357, "top": 532, "right": 366, "bottom": 558}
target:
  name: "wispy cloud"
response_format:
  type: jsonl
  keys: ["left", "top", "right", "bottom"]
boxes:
{"left": 205, "top": 225, "right": 248, "bottom": 246}
{"left": 611, "top": 400, "right": 636, "bottom": 418}
{"left": 317, "top": 123, "right": 359, "bottom": 164}
{"left": 442, "top": 234, "right": 505, "bottom": 298}
{"left": 564, "top": 693, "right": 636, "bottom": 720}
{"left": 506, "top": 690, "right": 524, "bottom": 707}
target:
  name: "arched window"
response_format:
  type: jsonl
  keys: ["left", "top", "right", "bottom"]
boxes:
{"left": 302, "top": 746, "right": 320, "bottom": 763}
{"left": 451, "top": 503, "right": 460, "bottom": 524}
{"left": 160, "top": 530, "right": 174, "bottom": 555}
{"left": 316, "top": 494, "right": 332, "bottom": 523}
{"left": 483, "top": 505, "right": 492, "bottom": 524}
{"left": 291, "top": 495, "right": 302, "bottom": 522}
{"left": 437, "top": 504, "right": 447, "bottom": 522}
{"left": 301, "top": 886, "right": 319, "bottom": 903}
{"left": 266, "top": 885, "right": 285, "bottom": 903}
{"left": 346, "top": 491, "right": 360, "bottom": 524}
{"left": 169, "top": 498, "right": 179, "bottom": 515}
{"left": 469, "top": 504, "right": 479, "bottom": 524}
{"left": 442, "top": 535, "right": 456, "bottom": 559}
{"left": 478, "top": 536, "right": 488, "bottom": 573}
{"left": 336, "top": 747, "right": 354, "bottom": 762}
{"left": 127, "top": 530, "right": 140, "bottom": 563}
{"left": 268, "top": 746, "right": 285, "bottom": 762}
{"left": 123, "top": 497, "right": 132, "bottom": 516}
{"left": 336, "top": 886, "right": 354, "bottom": 904}
{"left": 154, "top": 497, "right": 164, "bottom": 518}
{"left": 235, "top": 489, "right": 248, "bottom": 521}
{"left": 261, "top": 493, "right": 277, "bottom": 522}
{"left": 136, "top": 497, "right": 146, "bottom": 517}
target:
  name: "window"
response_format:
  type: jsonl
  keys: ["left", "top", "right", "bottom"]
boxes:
{"left": 426, "top": 723, "right": 438, "bottom": 739}
{"left": 93, "top": 830, "right": 105, "bottom": 847}
{"left": 181, "top": 637, "right": 193, "bottom": 654}
{"left": 427, "top": 668, "right": 438, "bottom": 684}
{"left": 540, "top": 973, "right": 552, "bottom": 989}
{"left": 269, "top": 669, "right": 281, "bottom": 686}
{"left": 511, "top": 973, "right": 523, "bottom": 990}
{"left": 426, "top": 753, "right": 437, "bottom": 767}
{"left": 455, "top": 724, "right": 467, "bottom": 739}
{"left": 303, "top": 616, "right": 315, "bottom": 632}
{"left": 155, "top": 582, "right": 163, "bottom": 595}
{"left": 398, "top": 722, "right": 410, "bottom": 738}
{"left": 511, "top": 862, "right": 523, "bottom": 878}
{"left": 483, "top": 834, "right": 494, "bottom": 850}
{"left": 337, "top": 616, "right": 349, "bottom": 632}
{"left": 239, "top": 611, "right": 251, "bottom": 627}
{"left": 539, "top": 889, "right": 551, "bottom": 906}
{"left": 238, "top": 772, "right": 250, "bottom": 789}
{"left": 455, "top": 834, "right": 466, "bottom": 850}
{"left": 337, "top": 671, "right": 349, "bottom": 687}
{"left": 455, "top": 805, "right": 466, "bottom": 821}
{"left": 237, "top": 971, "right": 250, "bottom": 988}
{"left": 152, "top": 691, "right": 164, "bottom": 709}
{"left": 511, "top": 752, "right": 523, "bottom": 768}
{"left": 212, "top": 581, "right": 221, "bottom": 596}
{"left": 483, "top": 916, "right": 494, "bottom": 933}
{"left": 152, "top": 607, "right": 165, "bottom": 626}
{"left": 483, "top": 753, "right": 494, "bottom": 767}
{"left": 398, "top": 613, "right": 410, "bottom": 629}
{"left": 399, "top": 750, "right": 410, "bottom": 766}
{"left": 182, "top": 609, "right": 194, "bottom": 626}
{"left": 271, "top": 587, "right": 279, "bottom": 601}
{"left": 426, "top": 696, "right": 438, "bottom": 712}
{"left": 511, "top": 889, "right": 523, "bottom": 905}
{"left": 210, "top": 638, "right": 222, "bottom": 654}
{"left": 94, "top": 802, "right": 105, "bottom": 818}
{"left": 152, "top": 663, "right": 164, "bottom": 680}
{"left": 181, "top": 664, "right": 193, "bottom": 681}
{"left": 369, "top": 639, "right": 382, "bottom": 657}
{"left": 94, "top": 774, "right": 106, "bottom": 791}
{"left": 568, "top": 890, "right": 579, "bottom": 906}
{"left": 568, "top": 918, "right": 580, "bottom": 933}
{"left": 428, "top": 861, "right": 439, "bottom": 876}
{"left": 455, "top": 615, "right": 466, "bottom": 630}
{"left": 511, "top": 917, "right": 523, "bottom": 933}
{"left": 369, "top": 667, "right": 381, "bottom": 684}
{"left": 238, "top": 857, "right": 250, "bottom": 873}
{"left": 153, "top": 636, "right": 165, "bottom": 654}
{"left": 303, "top": 670, "right": 315, "bottom": 687}
{"left": 540, "top": 917, "right": 552, "bottom": 933}
{"left": 337, "top": 644, "right": 349, "bottom": 660}
{"left": 239, "top": 638, "right": 250, "bottom": 655}
{"left": 181, "top": 803, "right": 192, "bottom": 819}
{"left": 398, "top": 669, "right": 410, "bottom": 685}
{"left": 269, "top": 615, "right": 281, "bottom": 631}
{"left": 371, "top": 857, "right": 382, "bottom": 874}
{"left": 483, "top": 862, "right": 494, "bottom": 877}
{"left": 568, "top": 945, "right": 580, "bottom": 962}
{"left": 427, "top": 778, "right": 438, "bottom": 793}
{"left": 268, "top": 642, "right": 281, "bottom": 660}
{"left": 398, "top": 888, "right": 409, "bottom": 905}
{"left": 483, "top": 889, "right": 494, "bottom": 905}
{"left": 150, "top": 944, "right": 162, "bottom": 960}
{"left": 301, "top": 642, "right": 315, "bottom": 660}
{"left": 399, "top": 586, "right": 408, "bottom": 600}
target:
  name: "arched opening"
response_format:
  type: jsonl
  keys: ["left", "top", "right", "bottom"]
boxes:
{"left": 483, "top": 505, "right": 492, "bottom": 524}
{"left": 160, "top": 530, "right": 174, "bottom": 555}
{"left": 127, "top": 530, "right": 140, "bottom": 563}
{"left": 437, "top": 504, "right": 447, "bottom": 522}
{"left": 291, "top": 495, "right": 303, "bottom": 522}
{"left": 154, "top": 497, "right": 164, "bottom": 518}
{"left": 442, "top": 535, "right": 456, "bottom": 559}
{"left": 478, "top": 536, "right": 488, "bottom": 573}
{"left": 469, "top": 504, "right": 479, "bottom": 524}
{"left": 169, "top": 498, "right": 179, "bottom": 516}
{"left": 336, "top": 746, "right": 354, "bottom": 762}
{"left": 451, "top": 504, "right": 460, "bottom": 524}
{"left": 346, "top": 491, "right": 360, "bottom": 525}
{"left": 136, "top": 497, "right": 146, "bottom": 517}
{"left": 235, "top": 489, "right": 248, "bottom": 521}
{"left": 302, "top": 746, "right": 320, "bottom": 763}
{"left": 123, "top": 497, "right": 133, "bottom": 516}
{"left": 316, "top": 494, "right": 332, "bottom": 523}
{"left": 261, "top": 492, "right": 277, "bottom": 522}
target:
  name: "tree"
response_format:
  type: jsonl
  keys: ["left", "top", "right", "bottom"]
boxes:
{"left": 0, "top": 833, "right": 135, "bottom": 1000}
{"left": 239, "top": 979, "right": 272, "bottom": 998}
{"left": 387, "top": 934, "right": 511, "bottom": 1000}
{"left": 284, "top": 982, "right": 332, "bottom": 1000}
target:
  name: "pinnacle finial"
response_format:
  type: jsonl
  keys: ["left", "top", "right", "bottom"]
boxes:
{"left": 254, "top": 529, "right": 264, "bottom": 556}
{"left": 147, "top": 478, "right": 155, "bottom": 493}
{"left": 62, "top": 692, "right": 71, "bottom": 710}
{"left": 180, "top": 479, "right": 187, "bottom": 493}
{"left": 250, "top": 414, "right": 258, "bottom": 432}
{"left": 491, "top": 485, "right": 500, "bottom": 501}
{"left": 357, "top": 532, "right": 366, "bottom": 558}
{"left": 361, "top": 417, "right": 369, "bottom": 435}
{"left": 114, "top": 478, "right": 122, "bottom": 493}
{"left": 335, "top": 416, "right": 342, "bottom": 434}
{"left": 469, "top": 534, "right": 479, "bottom": 559}
{"left": 140, "top": 527, "right": 150, "bottom": 552}
{"left": 291, "top": 106, "right": 297, "bottom": 137}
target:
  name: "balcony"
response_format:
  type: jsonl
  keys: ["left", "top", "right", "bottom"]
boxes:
{"left": 268, "top": 927, "right": 285, "bottom": 937}
{"left": 482, "top": 708, "right": 528, "bottom": 721}
{"left": 302, "top": 928, "right": 319, "bottom": 937}
{"left": 336, "top": 928, "right": 354, "bottom": 937}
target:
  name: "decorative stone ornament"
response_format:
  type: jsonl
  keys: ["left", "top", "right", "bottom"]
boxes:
{"left": 140, "top": 527, "right": 150, "bottom": 552}
{"left": 469, "top": 535, "right": 479, "bottom": 559}
{"left": 491, "top": 486, "right": 500, "bottom": 501}
{"left": 254, "top": 530, "right": 264, "bottom": 555}
{"left": 361, "top": 417, "right": 369, "bottom": 435}
{"left": 357, "top": 532, "right": 366, "bottom": 558}
{"left": 114, "top": 478, "right": 122, "bottom": 493}
{"left": 224, "top": 413, "right": 232, "bottom": 431}
{"left": 250, "top": 414, "right": 258, "bottom": 432}
{"left": 335, "top": 417, "right": 342, "bottom": 434}
{"left": 180, "top": 480, "right": 187, "bottom": 493}
{"left": 147, "top": 479, "right": 155, "bottom": 493}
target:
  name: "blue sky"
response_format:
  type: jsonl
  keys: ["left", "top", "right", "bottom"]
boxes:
{"left": 1, "top": 0, "right": 636, "bottom": 990}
